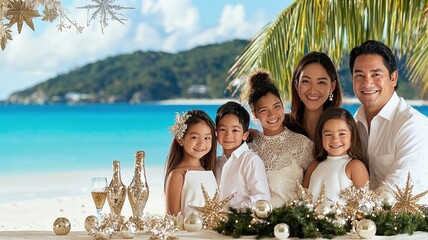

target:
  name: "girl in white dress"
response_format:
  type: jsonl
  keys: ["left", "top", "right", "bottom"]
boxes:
{"left": 244, "top": 69, "right": 314, "bottom": 208}
{"left": 164, "top": 110, "right": 218, "bottom": 217}
{"left": 303, "top": 107, "right": 369, "bottom": 203}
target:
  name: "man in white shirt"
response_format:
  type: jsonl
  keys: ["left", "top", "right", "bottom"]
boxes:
{"left": 215, "top": 101, "right": 270, "bottom": 208}
{"left": 349, "top": 40, "right": 428, "bottom": 204}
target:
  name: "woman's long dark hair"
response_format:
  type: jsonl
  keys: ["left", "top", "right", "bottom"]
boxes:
{"left": 313, "top": 107, "right": 368, "bottom": 171}
{"left": 164, "top": 110, "right": 217, "bottom": 188}
{"left": 288, "top": 52, "right": 343, "bottom": 135}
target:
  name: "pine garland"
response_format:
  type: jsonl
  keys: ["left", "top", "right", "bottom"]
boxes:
{"left": 365, "top": 211, "right": 426, "bottom": 236}
{"left": 215, "top": 203, "right": 348, "bottom": 239}
{"left": 215, "top": 205, "right": 428, "bottom": 238}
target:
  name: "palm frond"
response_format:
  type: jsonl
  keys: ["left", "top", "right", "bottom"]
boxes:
{"left": 227, "top": 0, "right": 428, "bottom": 100}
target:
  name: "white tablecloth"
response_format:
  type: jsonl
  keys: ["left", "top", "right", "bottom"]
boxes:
{"left": 1, "top": 230, "right": 428, "bottom": 240}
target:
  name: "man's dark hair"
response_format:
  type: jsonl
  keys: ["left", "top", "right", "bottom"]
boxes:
{"left": 349, "top": 40, "right": 398, "bottom": 90}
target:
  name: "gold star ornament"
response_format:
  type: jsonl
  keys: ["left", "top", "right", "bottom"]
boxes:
{"left": 191, "top": 184, "right": 235, "bottom": 230}
{"left": 6, "top": 0, "right": 40, "bottom": 33}
{"left": 391, "top": 172, "right": 428, "bottom": 214}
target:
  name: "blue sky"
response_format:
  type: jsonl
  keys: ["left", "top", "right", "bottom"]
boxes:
{"left": 0, "top": 0, "right": 293, "bottom": 100}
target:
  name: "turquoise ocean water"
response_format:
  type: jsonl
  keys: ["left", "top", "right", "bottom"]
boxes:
{"left": 1, "top": 103, "right": 427, "bottom": 176}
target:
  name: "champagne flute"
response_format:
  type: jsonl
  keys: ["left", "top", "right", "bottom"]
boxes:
{"left": 91, "top": 177, "right": 108, "bottom": 221}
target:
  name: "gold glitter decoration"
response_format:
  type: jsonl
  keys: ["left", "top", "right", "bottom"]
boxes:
{"left": 391, "top": 172, "right": 428, "bottom": 214}
{"left": 191, "top": 183, "right": 236, "bottom": 230}
{"left": 146, "top": 214, "right": 178, "bottom": 240}
{"left": 6, "top": 0, "right": 39, "bottom": 33}
{"left": 42, "top": 4, "right": 58, "bottom": 22}
{"left": 169, "top": 112, "right": 190, "bottom": 140}
{"left": 339, "top": 182, "right": 381, "bottom": 219}
{"left": 77, "top": 0, "right": 134, "bottom": 34}
{"left": 314, "top": 181, "right": 327, "bottom": 207}
{"left": 1, "top": 27, "right": 12, "bottom": 50}
{"left": 296, "top": 181, "right": 313, "bottom": 206}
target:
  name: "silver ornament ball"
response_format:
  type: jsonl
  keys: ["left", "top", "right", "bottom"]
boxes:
{"left": 274, "top": 223, "right": 290, "bottom": 239}
{"left": 357, "top": 219, "right": 376, "bottom": 239}
{"left": 184, "top": 213, "right": 203, "bottom": 232}
{"left": 53, "top": 217, "right": 71, "bottom": 235}
{"left": 379, "top": 190, "right": 396, "bottom": 208}
{"left": 252, "top": 199, "right": 272, "bottom": 219}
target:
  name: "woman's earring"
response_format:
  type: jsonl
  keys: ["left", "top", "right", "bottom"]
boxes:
{"left": 328, "top": 92, "right": 333, "bottom": 101}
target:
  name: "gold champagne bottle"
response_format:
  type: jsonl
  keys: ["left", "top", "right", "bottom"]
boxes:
{"left": 128, "top": 151, "right": 150, "bottom": 218}
{"left": 107, "top": 160, "right": 127, "bottom": 216}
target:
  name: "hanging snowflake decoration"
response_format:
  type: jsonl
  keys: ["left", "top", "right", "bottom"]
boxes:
{"left": 0, "top": 0, "right": 134, "bottom": 50}
{"left": 0, "top": 0, "right": 84, "bottom": 50}
{"left": 77, "top": 0, "right": 134, "bottom": 34}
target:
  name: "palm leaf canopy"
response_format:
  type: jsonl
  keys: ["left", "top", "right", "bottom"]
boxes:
{"left": 227, "top": 0, "right": 428, "bottom": 100}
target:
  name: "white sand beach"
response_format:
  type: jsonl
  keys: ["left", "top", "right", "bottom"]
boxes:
{"left": 0, "top": 167, "right": 166, "bottom": 231}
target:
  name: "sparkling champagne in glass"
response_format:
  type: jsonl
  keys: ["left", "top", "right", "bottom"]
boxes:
{"left": 91, "top": 177, "right": 108, "bottom": 221}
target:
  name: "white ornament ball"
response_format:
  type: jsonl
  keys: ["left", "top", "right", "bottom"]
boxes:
{"left": 357, "top": 219, "right": 376, "bottom": 239}
{"left": 84, "top": 215, "right": 98, "bottom": 232}
{"left": 121, "top": 221, "right": 137, "bottom": 239}
{"left": 379, "top": 190, "right": 396, "bottom": 208}
{"left": 184, "top": 213, "right": 203, "bottom": 232}
{"left": 274, "top": 223, "right": 290, "bottom": 239}
{"left": 252, "top": 199, "right": 272, "bottom": 219}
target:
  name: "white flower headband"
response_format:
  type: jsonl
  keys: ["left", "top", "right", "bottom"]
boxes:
{"left": 169, "top": 112, "right": 190, "bottom": 140}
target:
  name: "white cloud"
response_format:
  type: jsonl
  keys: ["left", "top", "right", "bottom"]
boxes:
{"left": 141, "top": 0, "right": 199, "bottom": 34}
{"left": 134, "top": 22, "right": 162, "bottom": 49}
{"left": 186, "top": 4, "right": 268, "bottom": 48}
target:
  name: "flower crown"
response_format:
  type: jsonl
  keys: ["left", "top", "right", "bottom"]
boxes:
{"left": 169, "top": 112, "right": 190, "bottom": 140}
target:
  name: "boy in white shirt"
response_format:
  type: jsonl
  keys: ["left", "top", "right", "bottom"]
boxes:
{"left": 215, "top": 101, "right": 270, "bottom": 209}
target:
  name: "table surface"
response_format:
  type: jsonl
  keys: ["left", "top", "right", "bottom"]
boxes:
{"left": 1, "top": 230, "right": 428, "bottom": 240}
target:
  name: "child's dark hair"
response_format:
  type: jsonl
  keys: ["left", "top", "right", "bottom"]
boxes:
{"left": 246, "top": 68, "right": 282, "bottom": 112}
{"left": 215, "top": 101, "right": 250, "bottom": 132}
{"left": 164, "top": 110, "right": 217, "bottom": 188}
{"left": 314, "top": 107, "right": 369, "bottom": 171}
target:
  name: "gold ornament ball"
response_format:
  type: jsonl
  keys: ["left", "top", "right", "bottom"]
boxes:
{"left": 184, "top": 213, "right": 203, "bottom": 232}
{"left": 357, "top": 219, "right": 376, "bottom": 239}
{"left": 274, "top": 223, "right": 290, "bottom": 239}
{"left": 121, "top": 221, "right": 137, "bottom": 239}
{"left": 53, "top": 217, "right": 71, "bottom": 235}
{"left": 252, "top": 199, "right": 272, "bottom": 219}
{"left": 379, "top": 190, "right": 396, "bottom": 208}
{"left": 84, "top": 215, "right": 98, "bottom": 232}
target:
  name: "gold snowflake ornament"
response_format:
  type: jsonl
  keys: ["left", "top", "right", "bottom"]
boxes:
{"left": 391, "top": 172, "right": 428, "bottom": 214}
{"left": 191, "top": 184, "right": 236, "bottom": 230}
{"left": 339, "top": 182, "right": 381, "bottom": 219}
{"left": 6, "top": 0, "right": 39, "bottom": 33}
